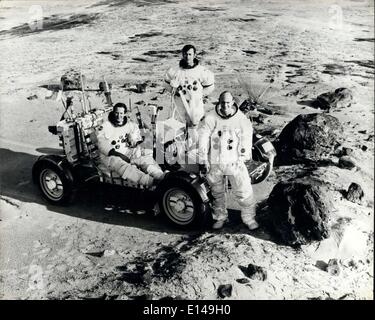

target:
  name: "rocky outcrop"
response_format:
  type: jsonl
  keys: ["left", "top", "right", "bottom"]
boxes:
{"left": 312, "top": 88, "right": 353, "bottom": 111}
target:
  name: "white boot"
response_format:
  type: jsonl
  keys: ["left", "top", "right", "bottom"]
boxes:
{"left": 212, "top": 220, "right": 225, "bottom": 230}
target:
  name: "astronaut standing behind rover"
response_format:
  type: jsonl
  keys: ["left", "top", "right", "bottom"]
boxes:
{"left": 198, "top": 91, "right": 259, "bottom": 230}
{"left": 164, "top": 44, "right": 215, "bottom": 127}
{"left": 97, "top": 102, "right": 165, "bottom": 187}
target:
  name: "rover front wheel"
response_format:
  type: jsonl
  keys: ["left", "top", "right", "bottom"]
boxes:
{"left": 34, "top": 161, "right": 76, "bottom": 205}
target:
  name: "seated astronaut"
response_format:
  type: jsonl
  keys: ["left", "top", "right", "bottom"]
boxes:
{"left": 97, "top": 102, "right": 165, "bottom": 187}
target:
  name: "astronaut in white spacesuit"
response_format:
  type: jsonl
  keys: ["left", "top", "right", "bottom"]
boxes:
{"left": 164, "top": 44, "right": 215, "bottom": 127}
{"left": 198, "top": 91, "right": 259, "bottom": 230}
{"left": 97, "top": 103, "right": 165, "bottom": 187}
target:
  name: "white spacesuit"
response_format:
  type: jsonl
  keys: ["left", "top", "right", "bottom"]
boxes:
{"left": 164, "top": 59, "right": 214, "bottom": 127}
{"left": 198, "top": 93, "right": 258, "bottom": 230}
{"left": 97, "top": 118, "right": 164, "bottom": 187}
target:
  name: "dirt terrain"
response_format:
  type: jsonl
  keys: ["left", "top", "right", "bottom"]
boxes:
{"left": 0, "top": 0, "right": 373, "bottom": 299}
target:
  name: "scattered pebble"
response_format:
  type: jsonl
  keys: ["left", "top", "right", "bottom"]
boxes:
{"left": 348, "top": 260, "right": 358, "bottom": 269}
{"left": 27, "top": 94, "right": 38, "bottom": 100}
{"left": 85, "top": 251, "right": 105, "bottom": 258}
{"left": 236, "top": 278, "right": 250, "bottom": 284}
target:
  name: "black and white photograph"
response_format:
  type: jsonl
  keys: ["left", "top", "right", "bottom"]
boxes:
{"left": 0, "top": 0, "right": 373, "bottom": 302}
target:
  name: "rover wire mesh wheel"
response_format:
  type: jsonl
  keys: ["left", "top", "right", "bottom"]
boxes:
{"left": 159, "top": 182, "right": 208, "bottom": 229}
{"left": 34, "top": 161, "right": 76, "bottom": 205}
{"left": 40, "top": 168, "right": 64, "bottom": 201}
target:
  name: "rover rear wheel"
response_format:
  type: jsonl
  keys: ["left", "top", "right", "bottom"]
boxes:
{"left": 158, "top": 180, "right": 209, "bottom": 229}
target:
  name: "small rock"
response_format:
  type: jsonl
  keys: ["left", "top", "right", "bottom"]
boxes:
{"left": 258, "top": 107, "right": 274, "bottom": 115}
{"left": 338, "top": 156, "right": 356, "bottom": 169}
{"left": 135, "top": 83, "right": 147, "bottom": 93}
{"left": 85, "top": 250, "right": 105, "bottom": 257}
{"left": 342, "top": 147, "right": 353, "bottom": 156}
{"left": 338, "top": 293, "right": 355, "bottom": 300}
{"left": 253, "top": 114, "right": 265, "bottom": 124}
{"left": 345, "top": 182, "right": 364, "bottom": 204}
{"left": 348, "top": 259, "right": 358, "bottom": 269}
{"left": 135, "top": 100, "right": 145, "bottom": 105}
{"left": 243, "top": 264, "right": 267, "bottom": 281}
{"left": 27, "top": 94, "right": 38, "bottom": 100}
{"left": 218, "top": 284, "right": 232, "bottom": 298}
{"left": 150, "top": 96, "right": 158, "bottom": 101}
{"left": 358, "top": 130, "right": 367, "bottom": 134}
{"left": 315, "top": 260, "right": 328, "bottom": 271}
{"left": 103, "top": 249, "right": 116, "bottom": 257}
{"left": 361, "top": 145, "right": 367, "bottom": 151}
{"left": 327, "top": 259, "right": 340, "bottom": 276}
{"left": 236, "top": 278, "right": 250, "bottom": 284}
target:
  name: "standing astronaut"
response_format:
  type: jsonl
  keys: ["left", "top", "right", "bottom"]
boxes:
{"left": 97, "top": 103, "right": 165, "bottom": 187}
{"left": 164, "top": 44, "right": 215, "bottom": 127}
{"left": 198, "top": 91, "right": 259, "bottom": 230}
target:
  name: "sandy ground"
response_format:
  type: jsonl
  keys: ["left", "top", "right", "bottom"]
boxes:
{"left": 0, "top": 0, "right": 373, "bottom": 299}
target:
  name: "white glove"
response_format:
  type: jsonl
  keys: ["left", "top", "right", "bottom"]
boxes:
{"left": 199, "top": 160, "right": 210, "bottom": 174}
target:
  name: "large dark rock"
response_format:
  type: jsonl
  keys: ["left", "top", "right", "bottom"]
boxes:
{"left": 312, "top": 88, "right": 353, "bottom": 111}
{"left": 262, "top": 180, "right": 331, "bottom": 247}
{"left": 275, "top": 113, "right": 343, "bottom": 165}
